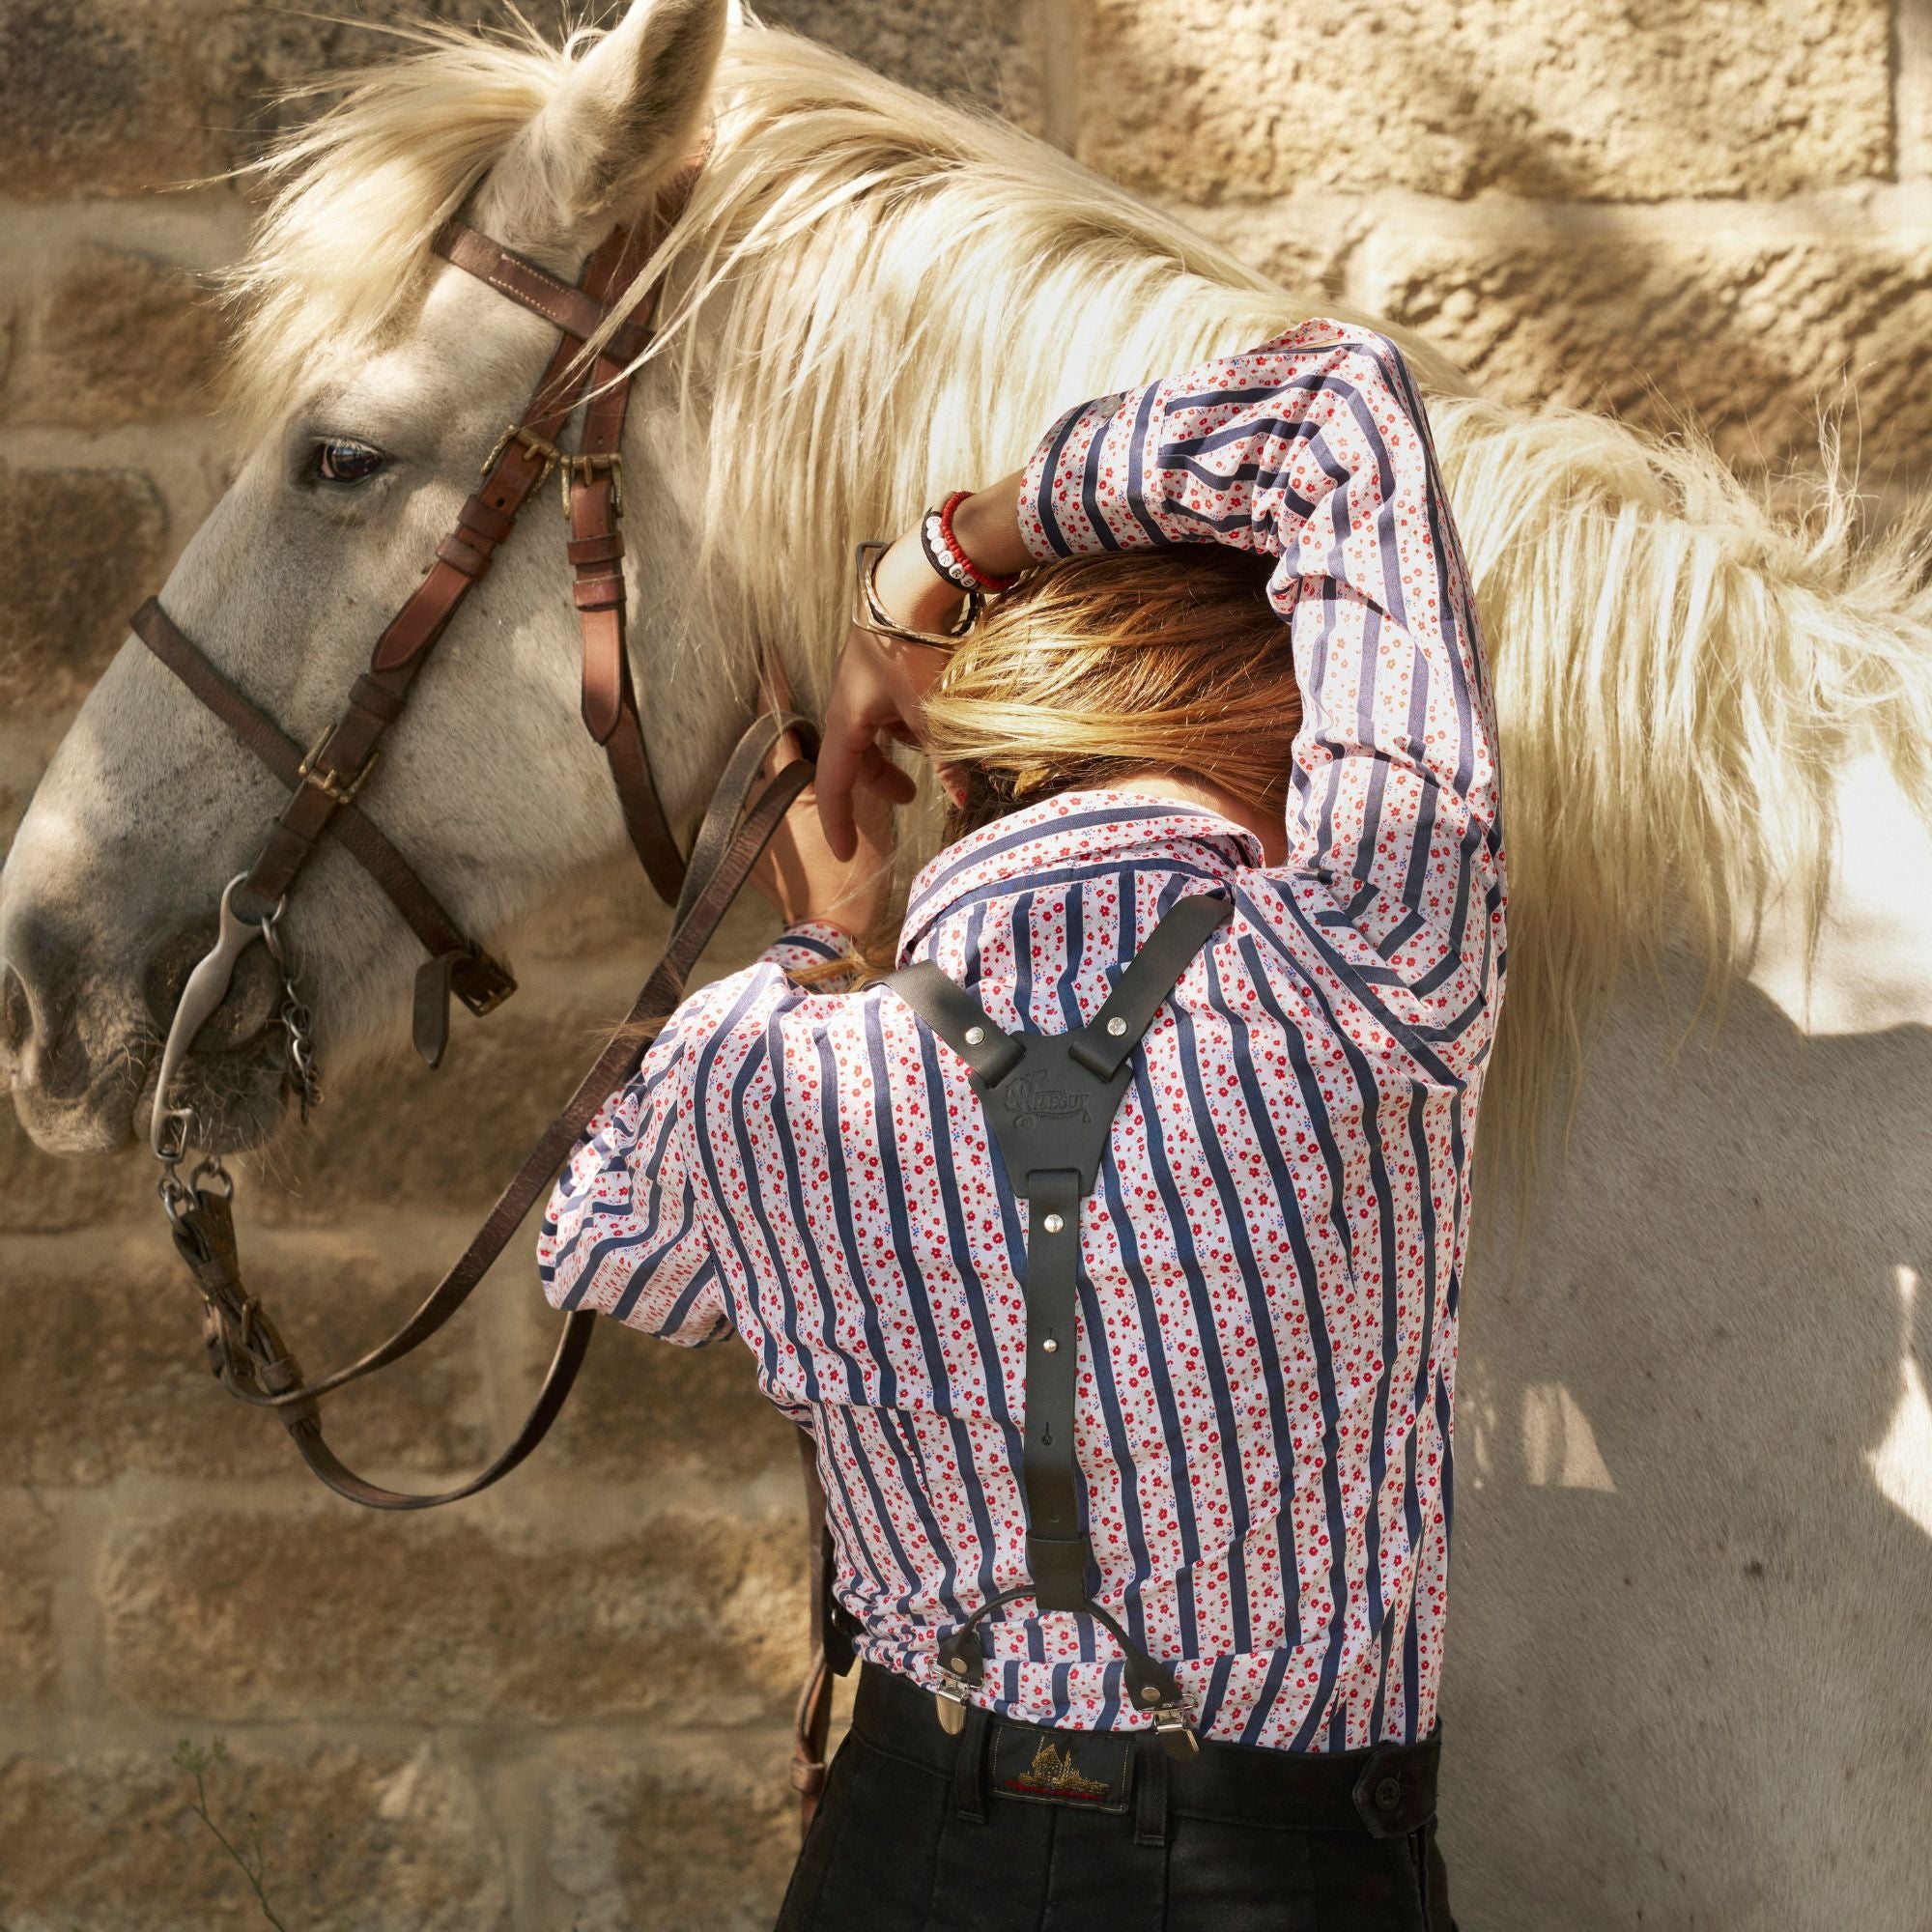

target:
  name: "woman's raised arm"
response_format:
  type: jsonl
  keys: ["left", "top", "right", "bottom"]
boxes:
{"left": 1009, "top": 325, "right": 1504, "bottom": 1079}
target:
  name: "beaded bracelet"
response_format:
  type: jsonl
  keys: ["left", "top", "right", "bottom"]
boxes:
{"left": 921, "top": 490, "right": 1022, "bottom": 596}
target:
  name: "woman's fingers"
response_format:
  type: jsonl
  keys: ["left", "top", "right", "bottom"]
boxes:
{"left": 819, "top": 630, "right": 909, "bottom": 857}
{"left": 813, "top": 698, "right": 869, "bottom": 861}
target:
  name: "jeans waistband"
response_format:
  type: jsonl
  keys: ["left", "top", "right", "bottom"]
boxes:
{"left": 849, "top": 1662, "right": 1440, "bottom": 1840}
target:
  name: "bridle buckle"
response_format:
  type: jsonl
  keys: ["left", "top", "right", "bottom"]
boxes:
{"left": 298, "top": 727, "right": 379, "bottom": 806}
{"left": 481, "top": 423, "right": 563, "bottom": 488}
{"left": 558, "top": 450, "right": 623, "bottom": 517}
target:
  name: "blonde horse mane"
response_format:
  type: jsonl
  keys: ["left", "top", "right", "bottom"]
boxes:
{"left": 221, "top": 11, "right": 1932, "bottom": 1170}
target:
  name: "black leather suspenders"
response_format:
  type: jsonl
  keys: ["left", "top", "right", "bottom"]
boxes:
{"left": 882, "top": 891, "right": 1234, "bottom": 1760}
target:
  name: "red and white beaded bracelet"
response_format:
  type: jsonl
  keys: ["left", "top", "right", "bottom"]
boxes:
{"left": 920, "top": 490, "right": 1023, "bottom": 596}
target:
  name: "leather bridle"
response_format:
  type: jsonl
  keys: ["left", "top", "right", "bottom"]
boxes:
{"left": 132, "top": 162, "right": 848, "bottom": 1824}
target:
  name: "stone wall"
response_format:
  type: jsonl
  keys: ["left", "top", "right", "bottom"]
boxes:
{"left": 1, "top": 3, "right": 1926, "bottom": 1926}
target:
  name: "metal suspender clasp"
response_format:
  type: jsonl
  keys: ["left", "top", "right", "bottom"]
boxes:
{"left": 1150, "top": 1699, "right": 1200, "bottom": 1760}
{"left": 1126, "top": 1661, "right": 1201, "bottom": 1760}
{"left": 934, "top": 1676, "right": 970, "bottom": 1736}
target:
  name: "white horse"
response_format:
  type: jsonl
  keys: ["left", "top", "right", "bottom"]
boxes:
{"left": 1, "top": 3, "right": 1927, "bottom": 1923}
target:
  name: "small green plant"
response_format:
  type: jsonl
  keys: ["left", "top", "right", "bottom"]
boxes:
{"left": 172, "top": 1737, "right": 291, "bottom": 1932}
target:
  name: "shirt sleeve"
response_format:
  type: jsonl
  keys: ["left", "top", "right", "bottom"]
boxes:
{"left": 537, "top": 923, "right": 865, "bottom": 1343}
{"left": 1019, "top": 321, "right": 1506, "bottom": 1083}
{"left": 537, "top": 997, "right": 728, "bottom": 1344}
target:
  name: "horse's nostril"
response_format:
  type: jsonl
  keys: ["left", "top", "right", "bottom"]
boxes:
{"left": 0, "top": 965, "right": 21, "bottom": 1052}
{"left": 143, "top": 919, "right": 280, "bottom": 1046}
{"left": 1, "top": 962, "right": 29, "bottom": 1054}
{"left": 143, "top": 923, "right": 210, "bottom": 1030}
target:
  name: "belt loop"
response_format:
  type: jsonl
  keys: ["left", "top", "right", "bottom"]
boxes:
{"left": 1133, "top": 1731, "right": 1169, "bottom": 1847}
{"left": 952, "top": 1703, "right": 990, "bottom": 1825}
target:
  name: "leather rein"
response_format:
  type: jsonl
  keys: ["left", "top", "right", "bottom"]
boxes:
{"left": 132, "top": 169, "right": 846, "bottom": 1820}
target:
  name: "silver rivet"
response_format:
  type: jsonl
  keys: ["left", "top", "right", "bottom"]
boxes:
{"left": 1042, "top": 1213, "right": 1065, "bottom": 1234}
{"left": 964, "top": 1026, "right": 985, "bottom": 1046}
{"left": 1042, "top": 1338, "right": 1059, "bottom": 1354}
{"left": 1106, "top": 1015, "right": 1127, "bottom": 1037}
{"left": 1140, "top": 1687, "right": 1162, "bottom": 1707}
{"left": 949, "top": 1657, "right": 969, "bottom": 1676}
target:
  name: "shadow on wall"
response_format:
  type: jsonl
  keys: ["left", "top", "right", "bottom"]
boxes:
{"left": 1083, "top": 0, "right": 1928, "bottom": 494}
{"left": 1446, "top": 962, "right": 1932, "bottom": 1932}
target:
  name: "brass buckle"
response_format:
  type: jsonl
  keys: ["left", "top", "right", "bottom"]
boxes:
{"left": 558, "top": 450, "right": 624, "bottom": 517}
{"left": 449, "top": 949, "right": 518, "bottom": 1018}
{"left": 298, "top": 726, "right": 379, "bottom": 806}
{"left": 481, "top": 423, "right": 563, "bottom": 488}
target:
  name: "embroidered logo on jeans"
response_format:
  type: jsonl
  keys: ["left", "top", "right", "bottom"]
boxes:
{"left": 998, "top": 1736, "right": 1112, "bottom": 1803}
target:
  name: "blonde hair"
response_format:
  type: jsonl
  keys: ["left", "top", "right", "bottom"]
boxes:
{"left": 781, "top": 549, "right": 1297, "bottom": 991}
{"left": 221, "top": 12, "right": 1932, "bottom": 1172}
{"left": 923, "top": 549, "right": 1299, "bottom": 835}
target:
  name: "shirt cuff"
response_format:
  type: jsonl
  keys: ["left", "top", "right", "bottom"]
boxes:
{"left": 1017, "top": 386, "right": 1153, "bottom": 561}
{"left": 764, "top": 920, "right": 863, "bottom": 982}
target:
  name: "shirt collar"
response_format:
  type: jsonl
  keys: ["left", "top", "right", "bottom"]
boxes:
{"left": 898, "top": 788, "right": 1263, "bottom": 963}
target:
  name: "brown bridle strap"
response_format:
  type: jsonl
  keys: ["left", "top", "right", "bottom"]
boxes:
{"left": 561, "top": 222, "right": 690, "bottom": 904}
{"left": 169, "top": 710, "right": 813, "bottom": 1489}
{"left": 230, "top": 225, "right": 639, "bottom": 931}
{"left": 143, "top": 193, "right": 697, "bottom": 1065}
{"left": 142, "top": 156, "right": 848, "bottom": 1833}
{"left": 435, "top": 220, "right": 656, "bottom": 368}
{"left": 131, "top": 597, "right": 517, "bottom": 1051}
{"left": 228, "top": 192, "right": 695, "bottom": 947}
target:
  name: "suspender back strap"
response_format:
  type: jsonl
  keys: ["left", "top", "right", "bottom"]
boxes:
{"left": 881, "top": 890, "right": 1232, "bottom": 1756}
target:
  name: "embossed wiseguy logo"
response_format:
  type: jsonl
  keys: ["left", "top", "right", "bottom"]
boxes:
{"left": 1003, "top": 1070, "right": 1091, "bottom": 1128}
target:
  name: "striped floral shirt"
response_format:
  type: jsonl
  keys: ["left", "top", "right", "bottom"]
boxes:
{"left": 540, "top": 319, "right": 1506, "bottom": 1751}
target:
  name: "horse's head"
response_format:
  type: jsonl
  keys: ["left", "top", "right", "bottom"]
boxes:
{"left": 0, "top": 0, "right": 734, "bottom": 1156}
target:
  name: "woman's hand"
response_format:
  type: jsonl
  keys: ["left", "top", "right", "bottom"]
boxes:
{"left": 750, "top": 732, "right": 895, "bottom": 939}
{"left": 815, "top": 471, "right": 1031, "bottom": 860}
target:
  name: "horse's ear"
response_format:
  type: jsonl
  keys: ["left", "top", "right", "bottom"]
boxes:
{"left": 486, "top": 0, "right": 728, "bottom": 242}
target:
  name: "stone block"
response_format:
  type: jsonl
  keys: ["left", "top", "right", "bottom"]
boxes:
{"left": 544, "top": 1735, "right": 799, "bottom": 1932}
{"left": 11, "top": 250, "right": 229, "bottom": 430}
{"left": 100, "top": 1506, "right": 807, "bottom": 1725}
{"left": 0, "top": 1741, "right": 507, "bottom": 1929}
{"left": 0, "top": 1227, "right": 490, "bottom": 1486}
{"left": 200, "top": 0, "right": 1040, "bottom": 167}
{"left": 1077, "top": 0, "right": 1889, "bottom": 202}
{"left": 1162, "top": 192, "right": 1367, "bottom": 307}
{"left": 1905, "top": 0, "right": 1932, "bottom": 181}
{"left": 0, "top": 0, "right": 214, "bottom": 198}
{"left": 759, "top": 0, "right": 1043, "bottom": 131}
{"left": 527, "top": 1295, "right": 806, "bottom": 1489}
{"left": 252, "top": 934, "right": 775, "bottom": 1227}
{"left": 0, "top": 1490, "right": 58, "bottom": 1704}
{"left": 0, "top": 1110, "right": 149, "bottom": 1236}
{"left": 198, "top": 1, "right": 506, "bottom": 166}
{"left": 0, "top": 467, "right": 167, "bottom": 717}
{"left": 1356, "top": 215, "right": 1932, "bottom": 480}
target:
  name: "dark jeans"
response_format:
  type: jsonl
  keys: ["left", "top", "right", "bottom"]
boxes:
{"left": 776, "top": 1664, "right": 1456, "bottom": 1932}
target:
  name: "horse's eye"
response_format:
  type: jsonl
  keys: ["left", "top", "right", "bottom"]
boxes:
{"left": 313, "top": 439, "right": 388, "bottom": 485}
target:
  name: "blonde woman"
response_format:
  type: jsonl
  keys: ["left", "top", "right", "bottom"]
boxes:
{"left": 540, "top": 321, "right": 1503, "bottom": 1930}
